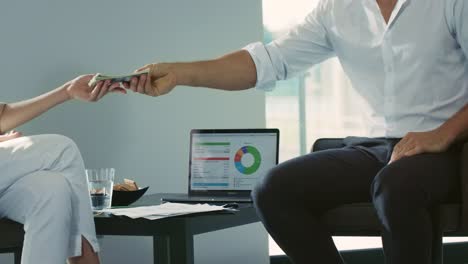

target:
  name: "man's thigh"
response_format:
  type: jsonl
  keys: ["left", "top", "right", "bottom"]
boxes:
{"left": 374, "top": 149, "right": 461, "bottom": 205}
{"left": 262, "top": 146, "right": 386, "bottom": 209}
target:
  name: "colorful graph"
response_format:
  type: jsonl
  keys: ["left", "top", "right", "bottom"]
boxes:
{"left": 234, "top": 146, "right": 261, "bottom": 175}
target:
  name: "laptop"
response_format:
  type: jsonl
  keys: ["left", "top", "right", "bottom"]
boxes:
{"left": 161, "top": 129, "right": 279, "bottom": 203}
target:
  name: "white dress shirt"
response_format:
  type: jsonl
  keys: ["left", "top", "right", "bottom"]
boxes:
{"left": 244, "top": 0, "right": 468, "bottom": 138}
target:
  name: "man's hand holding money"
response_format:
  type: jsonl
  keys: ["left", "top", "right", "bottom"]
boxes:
{"left": 126, "top": 63, "right": 178, "bottom": 97}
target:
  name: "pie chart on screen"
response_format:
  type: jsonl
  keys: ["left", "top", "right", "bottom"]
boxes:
{"left": 234, "top": 146, "right": 262, "bottom": 175}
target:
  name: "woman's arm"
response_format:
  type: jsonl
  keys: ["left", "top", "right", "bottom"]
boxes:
{"left": 1, "top": 86, "right": 72, "bottom": 134}
{"left": 0, "top": 74, "right": 124, "bottom": 134}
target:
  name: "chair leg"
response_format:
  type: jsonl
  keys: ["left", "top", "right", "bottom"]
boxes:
{"left": 431, "top": 209, "right": 443, "bottom": 264}
{"left": 431, "top": 232, "right": 443, "bottom": 264}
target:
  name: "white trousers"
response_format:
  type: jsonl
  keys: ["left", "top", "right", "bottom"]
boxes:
{"left": 0, "top": 134, "right": 99, "bottom": 264}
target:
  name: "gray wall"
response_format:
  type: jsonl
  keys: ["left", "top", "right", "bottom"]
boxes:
{"left": 0, "top": 0, "right": 268, "bottom": 263}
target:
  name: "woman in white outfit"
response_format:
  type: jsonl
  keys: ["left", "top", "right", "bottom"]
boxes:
{"left": 0, "top": 74, "right": 124, "bottom": 264}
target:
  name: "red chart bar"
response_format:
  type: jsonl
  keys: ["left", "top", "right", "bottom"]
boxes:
{"left": 193, "top": 157, "right": 230, "bottom": 161}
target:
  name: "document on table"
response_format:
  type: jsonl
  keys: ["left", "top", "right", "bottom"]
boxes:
{"left": 101, "top": 202, "right": 234, "bottom": 220}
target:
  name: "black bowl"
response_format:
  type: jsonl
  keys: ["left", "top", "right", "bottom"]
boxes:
{"left": 111, "top": 186, "right": 149, "bottom": 206}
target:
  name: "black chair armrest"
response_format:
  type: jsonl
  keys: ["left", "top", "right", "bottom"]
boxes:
{"left": 311, "top": 138, "right": 345, "bottom": 153}
{"left": 460, "top": 142, "right": 468, "bottom": 231}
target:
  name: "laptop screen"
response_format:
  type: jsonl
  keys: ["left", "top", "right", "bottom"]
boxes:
{"left": 189, "top": 129, "right": 279, "bottom": 193}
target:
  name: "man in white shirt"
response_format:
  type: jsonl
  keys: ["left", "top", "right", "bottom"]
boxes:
{"left": 126, "top": 0, "right": 468, "bottom": 263}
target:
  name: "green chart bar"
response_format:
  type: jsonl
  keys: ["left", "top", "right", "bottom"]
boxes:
{"left": 195, "top": 142, "right": 231, "bottom": 146}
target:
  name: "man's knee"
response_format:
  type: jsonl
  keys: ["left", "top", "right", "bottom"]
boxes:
{"left": 373, "top": 164, "right": 409, "bottom": 201}
{"left": 371, "top": 162, "right": 424, "bottom": 221}
{"left": 252, "top": 166, "right": 288, "bottom": 211}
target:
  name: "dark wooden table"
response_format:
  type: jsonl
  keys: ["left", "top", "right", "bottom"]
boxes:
{"left": 94, "top": 193, "right": 259, "bottom": 264}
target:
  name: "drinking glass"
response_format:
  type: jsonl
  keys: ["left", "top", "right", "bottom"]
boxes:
{"left": 86, "top": 168, "right": 115, "bottom": 210}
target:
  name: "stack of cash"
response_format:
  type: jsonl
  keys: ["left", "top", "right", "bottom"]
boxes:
{"left": 88, "top": 69, "right": 149, "bottom": 87}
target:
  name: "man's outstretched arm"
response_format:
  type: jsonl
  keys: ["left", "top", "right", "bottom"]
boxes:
{"left": 127, "top": 50, "right": 257, "bottom": 96}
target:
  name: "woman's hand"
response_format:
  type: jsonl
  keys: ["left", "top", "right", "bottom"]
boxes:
{"left": 64, "top": 74, "right": 127, "bottom": 102}
{"left": 0, "top": 130, "right": 22, "bottom": 143}
{"left": 125, "top": 63, "right": 177, "bottom": 97}
{"left": 389, "top": 128, "right": 454, "bottom": 163}
{"left": 0, "top": 74, "right": 129, "bottom": 134}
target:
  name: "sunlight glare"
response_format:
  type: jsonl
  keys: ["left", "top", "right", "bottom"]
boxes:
{"left": 262, "top": 0, "right": 319, "bottom": 32}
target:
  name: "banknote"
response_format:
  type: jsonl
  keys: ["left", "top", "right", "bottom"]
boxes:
{"left": 88, "top": 69, "right": 150, "bottom": 87}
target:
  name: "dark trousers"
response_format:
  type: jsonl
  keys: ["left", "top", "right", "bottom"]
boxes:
{"left": 252, "top": 137, "right": 461, "bottom": 264}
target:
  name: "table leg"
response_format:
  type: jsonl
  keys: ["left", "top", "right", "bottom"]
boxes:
{"left": 14, "top": 247, "right": 21, "bottom": 264}
{"left": 153, "top": 228, "right": 194, "bottom": 264}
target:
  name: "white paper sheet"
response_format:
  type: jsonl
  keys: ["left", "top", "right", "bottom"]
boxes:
{"left": 101, "top": 202, "right": 232, "bottom": 220}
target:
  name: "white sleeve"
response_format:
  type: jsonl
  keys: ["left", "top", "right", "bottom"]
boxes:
{"left": 243, "top": 0, "right": 335, "bottom": 91}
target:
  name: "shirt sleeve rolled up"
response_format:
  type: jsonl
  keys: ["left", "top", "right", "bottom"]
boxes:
{"left": 242, "top": 0, "right": 335, "bottom": 91}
